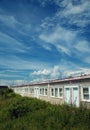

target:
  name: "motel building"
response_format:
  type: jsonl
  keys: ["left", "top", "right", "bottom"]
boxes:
{"left": 12, "top": 74, "right": 90, "bottom": 108}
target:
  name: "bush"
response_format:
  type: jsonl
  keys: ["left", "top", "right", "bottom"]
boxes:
{"left": 0, "top": 88, "right": 14, "bottom": 99}
{"left": 7, "top": 98, "right": 30, "bottom": 119}
{"left": 0, "top": 93, "right": 90, "bottom": 130}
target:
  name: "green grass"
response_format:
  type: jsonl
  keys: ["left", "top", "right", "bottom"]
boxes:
{"left": 0, "top": 88, "right": 90, "bottom": 130}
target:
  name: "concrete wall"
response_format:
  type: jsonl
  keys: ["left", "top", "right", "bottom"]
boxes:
{"left": 12, "top": 80, "right": 90, "bottom": 107}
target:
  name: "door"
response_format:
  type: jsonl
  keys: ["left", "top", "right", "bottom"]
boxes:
{"left": 64, "top": 86, "right": 79, "bottom": 107}
{"left": 64, "top": 87, "right": 71, "bottom": 104}
{"left": 34, "top": 87, "right": 39, "bottom": 98}
{"left": 21, "top": 88, "right": 25, "bottom": 96}
{"left": 72, "top": 87, "right": 79, "bottom": 107}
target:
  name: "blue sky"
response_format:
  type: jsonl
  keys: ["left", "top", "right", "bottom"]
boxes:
{"left": 0, "top": 0, "right": 90, "bottom": 85}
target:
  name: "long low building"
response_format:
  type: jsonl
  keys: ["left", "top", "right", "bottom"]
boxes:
{"left": 12, "top": 75, "right": 90, "bottom": 107}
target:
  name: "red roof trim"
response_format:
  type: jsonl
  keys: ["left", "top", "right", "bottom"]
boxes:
{"left": 13, "top": 74, "right": 90, "bottom": 87}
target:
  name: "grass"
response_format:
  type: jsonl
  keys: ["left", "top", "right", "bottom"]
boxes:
{"left": 0, "top": 88, "right": 90, "bottom": 130}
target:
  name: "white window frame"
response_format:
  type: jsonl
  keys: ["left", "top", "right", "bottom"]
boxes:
{"left": 50, "top": 87, "right": 63, "bottom": 98}
{"left": 40, "top": 88, "right": 42, "bottom": 95}
{"left": 44, "top": 88, "right": 48, "bottom": 96}
{"left": 58, "top": 87, "right": 63, "bottom": 98}
{"left": 28, "top": 87, "right": 31, "bottom": 93}
{"left": 81, "top": 86, "right": 90, "bottom": 102}
{"left": 25, "top": 87, "right": 28, "bottom": 93}
{"left": 31, "top": 88, "right": 34, "bottom": 94}
{"left": 21, "top": 87, "right": 25, "bottom": 93}
{"left": 55, "top": 88, "right": 58, "bottom": 97}
{"left": 50, "top": 88, "right": 55, "bottom": 97}
{"left": 39, "top": 87, "right": 47, "bottom": 96}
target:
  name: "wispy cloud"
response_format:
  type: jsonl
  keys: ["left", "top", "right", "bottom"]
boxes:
{"left": 75, "top": 40, "right": 90, "bottom": 52}
{"left": 0, "top": 0, "right": 90, "bottom": 84}
{"left": 84, "top": 57, "right": 90, "bottom": 64}
{"left": 56, "top": 0, "right": 90, "bottom": 27}
{"left": 40, "top": 0, "right": 90, "bottom": 29}
{"left": 39, "top": 0, "right": 90, "bottom": 60}
{"left": 0, "top": 55, "right": 49, "bottom": 70}
{"left": 40, "top": 26, "right": 76, "bottom": 43}
{"left": 63, "top": 1, "right": 90, "bottom": 15}
{"left": 0, "top": 32, "right": 28, "bottom": 53}
{"left": 39, "top": 26, "right": 76, "bottom": 55}
{"left": 0, "top": 9, "right": 33, "bottom": 37}
{"left": 0, "top": 14, "right": 18, "bottom": 28}
{"left": 0, "top": 79, "right": 25, "bottom": 86}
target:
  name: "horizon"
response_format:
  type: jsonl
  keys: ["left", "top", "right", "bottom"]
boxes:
{"left": 0, "top": 0, "right": 90, "bottom": 85}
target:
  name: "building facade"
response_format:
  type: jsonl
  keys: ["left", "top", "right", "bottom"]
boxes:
{"left": 12, "top": 75, "right": 90, "bottom": 107}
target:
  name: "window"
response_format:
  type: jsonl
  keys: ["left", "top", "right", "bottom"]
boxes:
{"left": 50, "top": 87, "right": 63, "bottom": 98}
{"left": 25, "top": 87, "right": 28, "bottom": 93}
{"left": 45, "top": 88, "right": 47, "bottom": 95}
{"left": 29, "top": 87, "right": 31, "bottom": 93}
{"left": 55, "top": 88, "right": 58, "bottom": 97}
{"left": 31, "top": 88, "right": 34, "bottom": 94}
{"left": 40, "top": 88, "right": 42, "bottom": 94}
{"left": 22, "top": 88, "right": 25, "bottom": 93}
{"left": 59, "top": 88, "right": 63, "bottom": 97}
{"left": 51, "top": 88, "right": 54, "bottom": 97}
{"left": 82, "top": 87, "right": 90, "bottom": 100}
{"left": 41, "top": 88, "right": 44, "bottom": 95}
{"left": 29, "top": 88, "right": 34, "bottom": 94}
{"left": 40, "top": 88, "right": 47, "bottom": 96}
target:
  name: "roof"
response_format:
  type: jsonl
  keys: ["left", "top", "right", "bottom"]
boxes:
{"left": 12, "top": 74, "right": 90, "bottom": 87}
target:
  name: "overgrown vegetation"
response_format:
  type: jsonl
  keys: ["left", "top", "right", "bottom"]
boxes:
{"left": 0, "top": 88, "right": 90, "bottom": 130}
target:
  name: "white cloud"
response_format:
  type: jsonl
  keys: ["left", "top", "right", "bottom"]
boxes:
{"left": 39, "top": 0, "right": 90, "bottom": 58}
{"left": 31, "top": 65, "right": 63, "bottom": 80}
{"left": 31, "top": 62, "right": 90, "bottom": 82}
{"left": 0, "top": 12, "right": 32, "bottom": 36}
{"left": 75, "top": 41, "right": 90, "bottom": 52}
{"left": 32, "top": 69, "right": 51, "bottom": 76}
{"left": 50, "top": 66, "right": 63, "bottom": 79}
{"left": 38, "top": 0, "right": 52, "bottom": 7}
{"left": 0, "top": 73, "right": 22, "bottom": 78}
{"left": 31, "top": 62, "right": 80, "bottom": 80}
{"left": 40, "top": 44, "right": 52, "bottom": 51}
{"left": 0, "top": 55, "right": 49, "bottom": 70}
{"left": 39, "top": 26, "right": 76, "bottom": 55}
{"left": 56, "top": 44, "right": 71, "bottom": 55}
{"left": 34, "top": 66, "right": 63, "bottom": 79}
{"left": 56, "top": 0, "right": 90, "bottom": 27}
{"left": 0, "top": 79, "right": 24, "bottom": 86}
{"left": 81, "top": 68, "right": 90, "bottom": 74}
{"left": 64, "top": 1, "right": 90, "bottom": 15}
{"left": 40, "top": 0, "right": 90, "bottom": 30}
{"left": 0, "top": 14, "right": 18, "bottom": 28}
{"left": 67, "top": 68, "right": 90, "bottom": 77}
{"left": 0, "top": 80, "right": 13, "bottom": 86}
{"left": 84, "top": 56, "right": 90, "bottom": 64}
{"left": 55, "top": 0, "right": 69, "bottom": 7}
{"left": 0, "top": 32, "right": 28, "bottom": 53}
{"left": 40, "top": 26, "right": 76, "bottom": 43}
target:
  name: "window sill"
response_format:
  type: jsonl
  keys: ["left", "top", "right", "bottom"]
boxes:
{"left": 50, "top": 96, "right": 63, "bottom": 99}
{"left": 39, "top": 94, "right": 47, "bottom": 96}
{"left": 81, "top": 99, "right": 90, "bottom": 102}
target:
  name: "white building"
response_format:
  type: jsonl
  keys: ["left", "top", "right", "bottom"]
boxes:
{"left": 12, "top": 74, "right": 90, "bottom": 107}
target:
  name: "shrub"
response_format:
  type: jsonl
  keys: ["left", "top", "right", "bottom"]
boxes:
{"left": 0, "top": 94, "right": 90, "bottom": 130}
{"left": 0, "top": 88, "right": 14, "bottom": 99}
{"left": 7, "top": 98, "right": 30, "bottom": 119}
